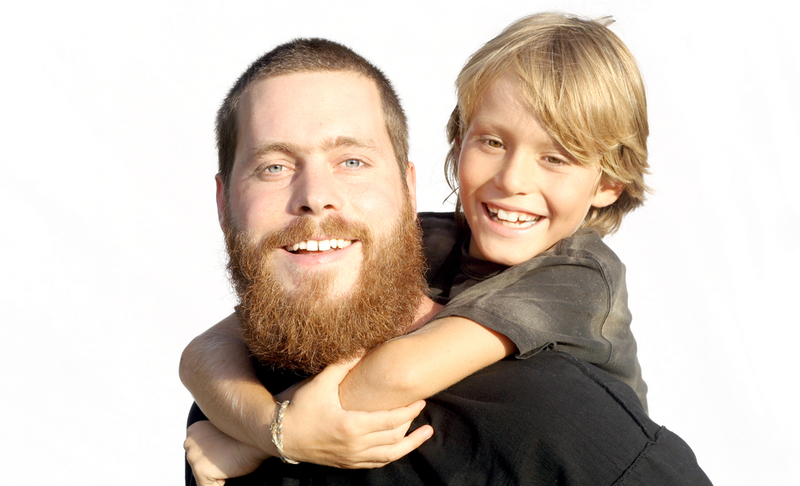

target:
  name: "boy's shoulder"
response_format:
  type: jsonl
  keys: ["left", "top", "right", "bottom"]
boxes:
{"left": 487, "top": 228, "right": 626, "bottom": 289}
{"left": 548, "top": 228, "right": 623, "bottom": 267}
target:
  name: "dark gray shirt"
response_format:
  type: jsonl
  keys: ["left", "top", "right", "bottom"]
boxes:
{"left": 420, "top": 213, "right": 647, "bottom": 410}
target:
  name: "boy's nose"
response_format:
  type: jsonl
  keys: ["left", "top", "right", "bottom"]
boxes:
{"left": 493, "top": 152, "right": 534, "bottom": 195}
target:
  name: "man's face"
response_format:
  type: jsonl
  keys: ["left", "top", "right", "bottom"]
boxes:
{"left": 217, "top": 70, "right": 424, "bottom": 372}
{"left": 218, "top": 71, "right": 416, "bottom": 298}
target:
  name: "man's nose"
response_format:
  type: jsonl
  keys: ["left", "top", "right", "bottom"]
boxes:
{"left": 290, "top": 163, "right": 345, "bottom": 215}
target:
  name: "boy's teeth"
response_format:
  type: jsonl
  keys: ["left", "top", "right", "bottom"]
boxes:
{"left": 497, "top": 209, "right": 518, "bottom": 222}
{"left": 286, "top": 239, "right": 353, "bottom": 252}
{"left": 488, "top": 205, "right": 541, "bottom": 226}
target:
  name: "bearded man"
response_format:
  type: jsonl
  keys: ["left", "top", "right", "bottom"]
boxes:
{"left": 183, "top": 38, "right": 711, "bottom": 486}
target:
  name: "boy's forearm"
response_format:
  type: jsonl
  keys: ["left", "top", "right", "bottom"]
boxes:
{"left": 179, "top": 313, "right": 278, "bottom": 455}
{"left": 338, "top": 316, "right": 516, "bottom": 412}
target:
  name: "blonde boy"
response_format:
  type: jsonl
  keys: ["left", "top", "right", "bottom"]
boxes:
{"left": 424, "top": 10, "right": 650, "bottom": 403}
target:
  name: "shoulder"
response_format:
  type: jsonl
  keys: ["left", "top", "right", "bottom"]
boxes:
{"left": 553, "top": 228, "right": 624, "bottom": 268}
{"left": 418, "top": 212, "right": 462, "bottom": 244}
{"left": 421, "top": 352, "right": 711, "bottom": 485}
{"left": 417, "top": 212, "right": 467, "bottom": 289}
{"left": 440, "top": 351, "right": 645, "bottom": 420}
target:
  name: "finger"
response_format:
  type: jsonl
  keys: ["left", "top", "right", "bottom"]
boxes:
{"left": 345, "top": 425, "right": 434, "bottom": 469}
{"left": 358, "top": 400, "right": 427, "bottom": 434}
{"left": 195, "top": 470, "right": 227, "bottom": 486}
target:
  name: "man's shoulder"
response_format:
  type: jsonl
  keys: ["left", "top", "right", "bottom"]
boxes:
{"left": 418, "top": 212, "right": 461, "bottom": 249}
{"left": 435, "top": 350, "right": 648, "bottom": 425}
{"left": 421, "top": 351, "right": 710, "bottom": 485}
{"left": 417, "top": 212, "right": 466, "bottom": 300}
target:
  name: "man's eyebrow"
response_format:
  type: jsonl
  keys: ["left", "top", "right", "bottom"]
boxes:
{"left": 251, "top": 141, "right": 304, "bottom": 159}
{"left": 321, "top": 136, "right": 382, "bottom": 153}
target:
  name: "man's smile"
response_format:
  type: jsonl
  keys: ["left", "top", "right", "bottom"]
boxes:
{"left": 285, "top": 238, "right": 355, "bottom": 253}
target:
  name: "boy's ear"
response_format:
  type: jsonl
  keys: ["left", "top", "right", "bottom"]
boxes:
{"left": 591, "top": 178, "right": 625, "bottom": 208}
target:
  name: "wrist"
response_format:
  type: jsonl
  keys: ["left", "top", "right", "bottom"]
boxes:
{"left": 270, "top": 400, "right": 300, "bottom": 464}
{"left": 251, "top": 399, "right": 280, "bottom": 456}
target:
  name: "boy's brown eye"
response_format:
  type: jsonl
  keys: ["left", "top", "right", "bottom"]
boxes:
{"left": 486, "top": 139, "right": 503, "bottom": 148}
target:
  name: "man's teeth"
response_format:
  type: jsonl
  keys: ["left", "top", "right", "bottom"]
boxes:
{"left": 488, "top": 206, "right": 542, "bottom": 227}
{"left": 286, "top": 239, "right": 353, "bottom": 252}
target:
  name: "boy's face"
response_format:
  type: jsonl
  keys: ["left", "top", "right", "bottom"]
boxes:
{"left": 457, "top": 74, "right": 622, "bottom": 266}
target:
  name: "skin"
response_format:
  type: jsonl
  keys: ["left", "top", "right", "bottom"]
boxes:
{"left": 458, "top": 73, "right": 623, "bottom": 266}
{"left": 218, "top": 71, "right": 415, "bottom": 295}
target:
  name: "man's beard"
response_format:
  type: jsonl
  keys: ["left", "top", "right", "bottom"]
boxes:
{"left": 223, "top": 201, "right": 426, "bottom": 374}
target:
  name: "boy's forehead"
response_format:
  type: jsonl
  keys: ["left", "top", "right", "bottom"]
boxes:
{"left": 472, "top": 72, "right": 595, "bottom": 165}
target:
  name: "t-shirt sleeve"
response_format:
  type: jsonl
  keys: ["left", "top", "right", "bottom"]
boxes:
{"left": 433, "top": 255, "right": 616, "bottom": 365}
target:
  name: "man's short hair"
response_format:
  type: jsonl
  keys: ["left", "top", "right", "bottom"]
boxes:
{"left": 216, "top": 38, "right": 409, "bottom": 190}
{"left": 445, "top": 12, "right": 650, "bottom": 235}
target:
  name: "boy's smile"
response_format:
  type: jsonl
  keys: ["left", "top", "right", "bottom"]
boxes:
{"left": 457, "top": 73, "right": 622, "bottom": 266}
{"left": 485, "top": 203, "right": 543, "bottom": 227}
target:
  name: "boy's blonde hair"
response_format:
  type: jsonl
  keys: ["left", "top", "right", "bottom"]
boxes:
{"left": 445, "top": 12, "right": 650, "bottom": 236}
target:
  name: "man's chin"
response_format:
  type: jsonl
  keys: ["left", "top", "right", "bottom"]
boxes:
{"left": 227, "top": 201, "right": 426, "bottom": 374}
{"left": 272, "top": 254, "right": 362, "bottom": 299}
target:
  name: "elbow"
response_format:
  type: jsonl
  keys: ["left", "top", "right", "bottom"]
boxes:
{"left": 178, "top": 337, "right": 202, "bottom": 388}
{"left": 377, "top": 356, "right": 431, "bottom": 403}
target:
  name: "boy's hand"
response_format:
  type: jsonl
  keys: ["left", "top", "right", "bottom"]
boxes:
{"left": 185, "top": 420, "right": 269, "bottom": 485}
{"left": 277, "top": 357, "right": 434, "bottom": 468}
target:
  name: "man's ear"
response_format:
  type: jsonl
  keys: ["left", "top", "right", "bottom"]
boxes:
{"left": 405, "top": 161, "right": 418, "bottom": 212}
{"left": 215, "top": 174, "right": 227, "bottom": 230}
{"left": 591, "top": 177, "right": 625, "bottom": 209}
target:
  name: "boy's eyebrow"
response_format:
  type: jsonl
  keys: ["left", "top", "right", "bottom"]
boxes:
{"left": 251, "top": 136, "right": 382, "bottom": 159}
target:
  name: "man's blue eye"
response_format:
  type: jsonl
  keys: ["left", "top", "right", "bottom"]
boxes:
{"left": 344, "top": 159, "right": 362, "bottom": 168}
{"left": 266, "top": 165, "right": 283, "bottom": 173}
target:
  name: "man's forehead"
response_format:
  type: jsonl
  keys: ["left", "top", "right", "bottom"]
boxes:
{"left": 241, "top": 70, "right": 381, "bottom": 118}
{"left": 232, "top": 70, "right": 399, "bottom": 170}
{"left": 238, "top": 72, "right": 387, "bottom": 142}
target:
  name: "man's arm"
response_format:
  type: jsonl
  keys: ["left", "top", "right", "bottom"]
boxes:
{"left": 179, "top": 313, "right": 279, "bottom": 455}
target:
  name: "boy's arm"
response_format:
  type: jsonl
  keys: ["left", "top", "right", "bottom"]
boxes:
{"left": 339, "top": 314, "right": 517, "bottom": 411}
{"left": 180, "top": 314, "right": 432, "bottom": 468}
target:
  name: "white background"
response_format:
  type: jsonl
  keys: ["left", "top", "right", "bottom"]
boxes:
{"left": 1, "top": 1, "right": 797, "bottom": 484}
